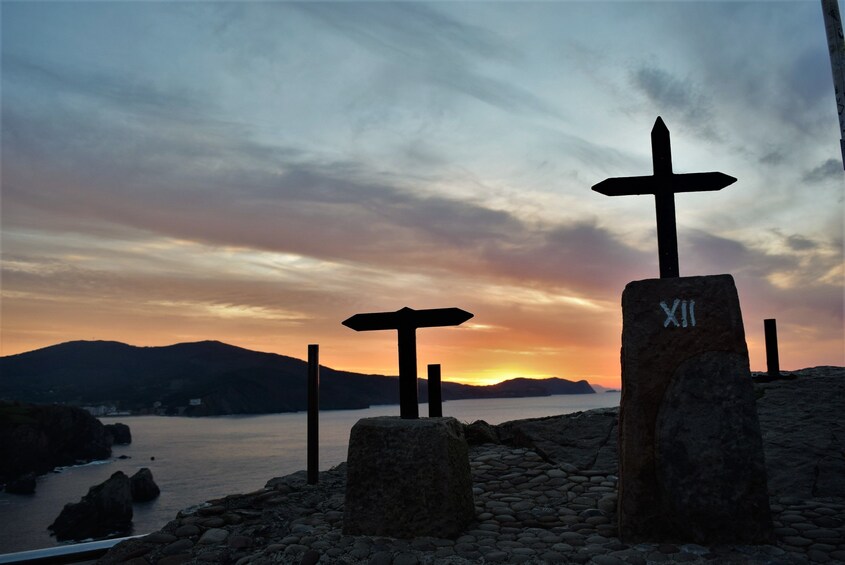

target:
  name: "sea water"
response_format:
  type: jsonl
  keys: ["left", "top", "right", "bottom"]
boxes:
{"left": 0, "top": 393, "right": 620, "bottom": 554}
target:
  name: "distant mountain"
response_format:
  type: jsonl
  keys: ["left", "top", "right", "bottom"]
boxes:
{"left": 588, "top": 384, "right": 620, "bottom": 393}
{"left": 0, "top": 341, "right": 594, "bottom": 416}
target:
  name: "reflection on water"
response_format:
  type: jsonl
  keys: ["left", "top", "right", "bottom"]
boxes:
{"left": 0, "top": 393, "right": 619, "bottom": 554}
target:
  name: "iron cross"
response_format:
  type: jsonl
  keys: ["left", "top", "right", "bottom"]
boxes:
{"left": 592, "top": 117, "right": 736, "bottom": 278}
{"left": 342, "top": 306, "right": 473, "bottom": 419}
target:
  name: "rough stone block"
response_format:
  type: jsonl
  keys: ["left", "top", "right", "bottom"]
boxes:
{"left": 619, "top": 274, "right": 773, "bottom": 544}
{"left": 343, "top": 416, "right": 474, "bottom": 538}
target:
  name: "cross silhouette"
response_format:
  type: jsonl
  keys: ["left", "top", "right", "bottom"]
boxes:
{"left": 592, "top": 117, "right": 736, "bottom": 278}
{"left": 342, "top": 306, "right": 473, "bottom": 418}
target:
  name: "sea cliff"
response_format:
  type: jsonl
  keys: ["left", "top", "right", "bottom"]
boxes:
{"left": 0, "top": 402, "right": 122, "bottom": 487}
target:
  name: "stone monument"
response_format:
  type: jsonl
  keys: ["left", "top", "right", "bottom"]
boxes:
{"left": 343, "top": 417, "right": 474, "bottom": 538}
{"left": 593, "top": 118, "right": 773, "bottom": 544}
{"left": 341, "top": 306, "right": 475, "bottom": 538}
{"left": 619, "top": 275, "right": 772, "bottom": 542}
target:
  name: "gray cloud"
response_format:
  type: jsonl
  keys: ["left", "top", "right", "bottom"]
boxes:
{"left": 295, "top": 3, "right": 558, "bottom": 118}
{"left": 0, "top": 72, "right": 647, "bottom": 304}
{"left": 785, "top": 234, "right": 818, "bottom": 252}
{"left": 479, "top": 221, "right": 655, "bottom": 300}
{"left": 759, "top": 149, "right": 786, "bottom": 166}
{"left": 630, "top": 66, "right": 718, "bottom": 140}
{"left": 2, "top": 54, "right": 204, "bottom": 124}
{"left": 803, "top": 159, "right": 844, "bottom": 184}
{"left": 683, "top": 231, "right": 797, "bottom": 279}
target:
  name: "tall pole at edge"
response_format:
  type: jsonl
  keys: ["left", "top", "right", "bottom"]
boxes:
{"left": 822, "top": 0, "right": 845, "bottom": 169}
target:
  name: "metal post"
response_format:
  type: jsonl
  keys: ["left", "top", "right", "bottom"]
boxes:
{"left": 428, "top": 364, "right": 442, "bottom": 417}
{"left": 307, "top": 344, "right": 319, "bottom": 485}
{"left": 764, "top": 319, "right": 780, "bottom": 380}
{"left": 822, "top": 0, "right": 845, "bottom": 168}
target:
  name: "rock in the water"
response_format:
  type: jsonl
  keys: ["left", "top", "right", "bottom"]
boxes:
{"left": 464, "top": 420, "right": 499, "bottom": 445}
{"left": 5, "top": 472, "right": 36, "bottom": 495}
{"left": 130, "top": 468, "right": 160, "bottom": 502}
{"left": 618, "top": 274, "right": 772, "bottom": 544}
{"left": 104, "top": 423, "right": 132, "bottom": 445}
{"left": 343, "top": 416, "right": 474, "bottom": 538}
{"left": 49, "top": 470, "right": 133, "bottom": 541}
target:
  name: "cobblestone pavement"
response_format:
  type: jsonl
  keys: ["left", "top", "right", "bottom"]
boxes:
{"left": 99, "top": 443, "right": 845, "bottom": 565}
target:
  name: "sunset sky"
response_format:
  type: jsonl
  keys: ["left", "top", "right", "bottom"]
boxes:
{"left": 2, "top": 2, "right": 843, "bottom": 388}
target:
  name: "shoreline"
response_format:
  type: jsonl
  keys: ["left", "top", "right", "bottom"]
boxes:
{"left": 97, "top": 445, "right": 845, "bottom": 565}
{"left": 97, "top": 366, "right": 845, "bottom": 565}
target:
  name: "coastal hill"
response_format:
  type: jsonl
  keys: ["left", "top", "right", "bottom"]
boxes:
{"left": 0, "top": 340, "right": 595, "bottom": 416}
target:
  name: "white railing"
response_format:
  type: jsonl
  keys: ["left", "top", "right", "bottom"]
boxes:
{"left": 0, "top": 535, "right": 144, "bottom": 564}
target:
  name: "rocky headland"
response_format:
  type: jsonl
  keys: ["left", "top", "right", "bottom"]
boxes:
{"left": 0, "top": 402, "right": 130, "bottom": 491}
{"left": 99, "top": 367, "right": 844, "bottom": 565}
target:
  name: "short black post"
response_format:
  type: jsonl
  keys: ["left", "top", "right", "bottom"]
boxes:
{"left": 764, "top": 319, "right": 780, "bottom": 380}
{"left": 307, "top": 344, "right": 319, "bottom": 485}
{"left": 428, "top": 364, "right": 442, "bottom": 417}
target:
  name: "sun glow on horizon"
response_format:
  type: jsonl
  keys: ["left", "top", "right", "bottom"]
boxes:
{"left": 450, "top": 369, "right": 561, "bottom": 387}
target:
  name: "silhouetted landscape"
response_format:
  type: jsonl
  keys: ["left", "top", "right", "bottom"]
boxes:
{"left": 0, "top": 341, "right": 595, "bottom": 416}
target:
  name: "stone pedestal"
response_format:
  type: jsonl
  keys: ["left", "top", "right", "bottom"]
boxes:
{"left": 619, "top": 274, "right": 773, "bottom": 544}
{"left": 343, "top": 416, "right": 474, "bottom": 538}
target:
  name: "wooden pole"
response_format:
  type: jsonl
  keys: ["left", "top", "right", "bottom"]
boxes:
{"left": 397, "top": 327, "right": 419, "bottom": 419}
{"left": 651, "top": 118, "right": 680, "bottom": 279}
{"left": 764, "top": 319, "right": 780, "bottom": 380}
{"left": 428, "top": 364, "right": 442, "bottom": 417}
{"left": 307, "top": 344, "right": 319, "bottom": 484}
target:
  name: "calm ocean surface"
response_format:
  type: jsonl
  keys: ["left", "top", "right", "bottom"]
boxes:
{"left": 0, "top": 393, "right": 620, "bottom": 554}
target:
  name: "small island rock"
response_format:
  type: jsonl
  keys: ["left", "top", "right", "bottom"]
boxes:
{"left": 130, "top": 467, "right": 160, "bottom": 502}
{"left": 5, "top": 472, "right": 36, "bottom": 495}
{"left": 49, "top": 470, "right": 133, "bottom": 541}
{"left": 104, "top": 423, "right": 132, "bottom": 445}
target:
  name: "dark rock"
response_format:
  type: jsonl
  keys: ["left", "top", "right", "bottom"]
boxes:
{"left": 105, "top": 422, "right": 132, "bottom": 445}
{"left": 618, "top": 275, "right": 772, "bottom": 544}
{"left": 464, "top": 420, "right": 499, "bottom": 445}
{"left": 300, "top": 549, "right": 320, "bottom": 565}
{"left": 49, "top": 470, "right": 133, "bottom": 541}
{"left": 157, "top": 554, "right": 192, "bottom": 565}
{"left": 130, "top": 468, "right": 161, "bottom": 502}
{"left": 498, "top": 408, "right": 618, "bottom": 471}
{"left": 0, "top": 402, "right": 113, "bottom": 484}
{"left": 5, "top": 472, "right": 36, "bottom": 494}
{"left": 343, "top": 416, "right": 474, "bottom": 538}
{"left": 163, "top": 539, "right": 194, "bottom": 554}
{"left": 755, "top": 369, "right": 845, "bottom": 499}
